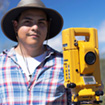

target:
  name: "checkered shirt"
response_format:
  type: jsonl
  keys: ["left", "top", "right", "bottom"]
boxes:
{"left": 0, "top": 45, "right": 67, "bottom": 105}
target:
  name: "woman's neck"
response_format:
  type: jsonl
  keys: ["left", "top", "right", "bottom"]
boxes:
{"left": 15, "top": 44, "right": 46, "bottom": 57}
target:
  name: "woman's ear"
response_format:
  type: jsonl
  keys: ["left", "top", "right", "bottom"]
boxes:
{"left": 12, "top": 20, "right": 18, "bottom": 33}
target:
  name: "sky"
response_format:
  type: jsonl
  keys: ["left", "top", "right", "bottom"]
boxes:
{"left": 0, "top": 0, "right": 105, "bottom": 56}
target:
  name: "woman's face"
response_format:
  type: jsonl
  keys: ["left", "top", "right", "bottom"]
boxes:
{"left": 14, "top": 9, "right": 48, "bottom": 48}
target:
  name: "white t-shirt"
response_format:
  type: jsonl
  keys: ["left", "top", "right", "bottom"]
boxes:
{"left": 16, "top": 51, "right": 47, "bottom": 81}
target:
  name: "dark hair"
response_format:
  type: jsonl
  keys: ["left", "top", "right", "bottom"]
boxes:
{"left": 14, "top": 13, "right": 21, "bottom": 22}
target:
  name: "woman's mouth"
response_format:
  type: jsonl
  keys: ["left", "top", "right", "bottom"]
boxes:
{"left": 26, "top": 33, "right": 39, "bottom": 38}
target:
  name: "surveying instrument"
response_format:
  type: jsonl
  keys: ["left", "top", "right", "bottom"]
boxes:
{"left": 62, "top": 28, "right": 104, "bottom": 105}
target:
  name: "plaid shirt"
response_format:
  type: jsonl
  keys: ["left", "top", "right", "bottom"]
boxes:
{"left": 0, "top": 45, "right": 67, "bottom": 105}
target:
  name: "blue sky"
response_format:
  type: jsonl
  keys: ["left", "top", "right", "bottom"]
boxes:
{"left": 0, "top": 0, "right": 105, "bottom": 55}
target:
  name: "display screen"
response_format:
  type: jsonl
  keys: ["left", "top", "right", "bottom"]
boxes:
{"left": 84, "top": 77, "right": 94, "bottom": 82}
{"left": 83, "top": 76, "right": 96, "bottom": 84}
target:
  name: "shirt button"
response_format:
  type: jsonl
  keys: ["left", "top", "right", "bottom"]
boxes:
{"left": 28, "top": 88, "right": 31, "bottom": 91}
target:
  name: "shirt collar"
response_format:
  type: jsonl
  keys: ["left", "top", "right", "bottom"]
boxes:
{"left": 2, "top": 45, "right": 56, "bottom": 60}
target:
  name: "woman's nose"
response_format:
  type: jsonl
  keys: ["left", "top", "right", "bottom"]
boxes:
{"left": 31, "top": 24, "right": 39, "bottom": 32}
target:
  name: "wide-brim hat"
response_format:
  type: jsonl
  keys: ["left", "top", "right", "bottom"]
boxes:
{"left": 1, "top": 0, "right": 63, "bottom": 42}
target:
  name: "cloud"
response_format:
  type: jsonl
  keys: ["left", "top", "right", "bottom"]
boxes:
{"left": 101, "top": 48, "right": 105, "bottom": 53}
{"left": 44, "top": 34, "right": 62, "bottom": 52}
{"left": 98, "top": 20, "right": 105, "bottom": 42}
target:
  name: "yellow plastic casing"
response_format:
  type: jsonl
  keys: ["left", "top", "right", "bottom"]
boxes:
{"left": 62, "top": 28, "right": 102, "bottom": 103}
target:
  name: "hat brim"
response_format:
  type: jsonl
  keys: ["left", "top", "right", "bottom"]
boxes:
{"left": 1, "top": 6, "right": 63, "bottom": 42}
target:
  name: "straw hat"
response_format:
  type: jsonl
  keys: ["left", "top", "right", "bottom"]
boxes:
{"left": 1, "top": 0, "right": 63, "bottom": 42}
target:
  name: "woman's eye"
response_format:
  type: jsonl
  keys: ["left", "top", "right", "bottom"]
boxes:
{"left": 23, "top": 20, "right": 32, "bottom": 26}
{"left": 25, "top": 20, "right": 31, "bottom": 23}
{"left": 38, "top": 21, "right": 46, "bottom": 27}
{"left": 39, "top": 22, "right": 44, "bottom": 24}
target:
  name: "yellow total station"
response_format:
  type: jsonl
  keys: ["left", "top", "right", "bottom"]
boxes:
{"left": 62, "top": 28, "right": 103, "bottom": 104}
